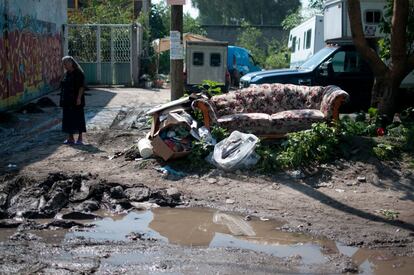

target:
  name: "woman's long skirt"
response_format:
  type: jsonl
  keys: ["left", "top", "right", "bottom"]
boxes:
{"left": 62, "top": 106, "right": 86, "bottom": 134}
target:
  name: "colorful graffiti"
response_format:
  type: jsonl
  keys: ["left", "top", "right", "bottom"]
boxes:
{"left": 0, "top": 6, "right": 63, "bottom": 110}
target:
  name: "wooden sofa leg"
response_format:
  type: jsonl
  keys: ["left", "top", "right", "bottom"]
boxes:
{"left": 195, "top": 102, "right": 212, "bottom": 129}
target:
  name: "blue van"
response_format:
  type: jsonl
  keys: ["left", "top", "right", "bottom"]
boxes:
{"left": 227, "top": 46, "right": 261, "bottom": 86}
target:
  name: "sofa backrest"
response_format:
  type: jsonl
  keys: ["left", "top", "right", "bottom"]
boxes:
{"left": 211, "top": 83, "right": 325, "bottom": 116}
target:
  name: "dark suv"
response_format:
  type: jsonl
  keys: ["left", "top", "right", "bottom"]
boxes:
{"left": 240, "top": 45, "right": 374, "bottom": 112}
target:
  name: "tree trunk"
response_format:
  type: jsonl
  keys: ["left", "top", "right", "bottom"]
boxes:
{"left": 371, "top": 73, "right": 398, "bottom": 117}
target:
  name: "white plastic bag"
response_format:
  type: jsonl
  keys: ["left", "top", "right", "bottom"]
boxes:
{"left": 212, "top": 131, "right": 260, "bottom": 171}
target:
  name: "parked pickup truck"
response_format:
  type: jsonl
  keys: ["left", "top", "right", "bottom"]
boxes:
{"left": 240, "top": 44, "right": 414, "bottom": 112}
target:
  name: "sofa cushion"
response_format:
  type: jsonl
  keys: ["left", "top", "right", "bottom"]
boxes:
{"left": 271, "top": 109, "right": 325, "bottom": 133}
{"left": 217, "top": 113, "right": 272, "bottom": 135}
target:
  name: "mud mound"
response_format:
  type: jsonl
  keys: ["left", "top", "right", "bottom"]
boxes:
{"left": 0, "top": 173, "right": 182, "bottom": 220}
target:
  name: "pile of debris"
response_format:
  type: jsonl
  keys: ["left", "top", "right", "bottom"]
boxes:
{"left": 135, "top": 95, "right": 260, "bottom": 171}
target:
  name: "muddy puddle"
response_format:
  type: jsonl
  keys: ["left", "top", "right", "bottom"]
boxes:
{"left": 2, "top": 207, "right": 414, "bottom": 274}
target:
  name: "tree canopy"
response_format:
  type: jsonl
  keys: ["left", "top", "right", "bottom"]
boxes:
{"left": 191, "top": 0, "right": 301, "bottom": 25}
{"left": 281, "top": 0, "right": 324, "bottom": 30}
{"left": 68, "top": 0, "right": 134, "bottom": 24}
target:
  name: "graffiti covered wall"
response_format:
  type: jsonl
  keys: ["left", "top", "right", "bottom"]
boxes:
{"left": 0, "top": 0, "right": 67, "bottom": 110}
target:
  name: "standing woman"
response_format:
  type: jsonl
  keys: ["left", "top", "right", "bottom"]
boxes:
{"left": 60, "top": 56, "right": 86, "bottom": 145}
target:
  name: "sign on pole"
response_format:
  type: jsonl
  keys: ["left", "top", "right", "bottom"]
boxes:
{"left": 167, "top": 0, "right": 186, "bottom": 5}
{"left": 170, "top": 31, "right": 184, "bottom": 60}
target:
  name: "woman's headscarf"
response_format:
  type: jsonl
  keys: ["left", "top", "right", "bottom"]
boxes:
{"left": 62, "top": 56, "right": 84, "bottom": 73}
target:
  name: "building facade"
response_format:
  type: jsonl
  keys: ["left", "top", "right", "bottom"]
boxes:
{"left": 0, "top": 0, "right": 67, "bottom": 111}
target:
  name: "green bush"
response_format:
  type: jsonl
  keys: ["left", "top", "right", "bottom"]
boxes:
{"left": 197, "top": 80, "right": 224, "bottom": 97}
{"left": 210, "top": 126, "right": 229, "bottom": 142}
{"left": 275, "top": 123, "right": 339, "bottom": 168}
{"left": 264, "top": 52, "right": 290, "bottom": 69}
{"left": 256, "top": 143, "right": 281, "bottom": 173}
{"left": 373, "top": 143, "right": 396, "bottom": 160}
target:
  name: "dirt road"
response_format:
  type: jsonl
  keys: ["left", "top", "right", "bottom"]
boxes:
{"left": 0, "top": 87, "right": 413, "bottom": 274}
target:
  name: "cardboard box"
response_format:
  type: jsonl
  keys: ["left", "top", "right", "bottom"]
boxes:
{"left": 151, "top": 116, "right": 193, "bottom": 161}
{"left": 151, "top": 134, "right": 191, "bottom": 161}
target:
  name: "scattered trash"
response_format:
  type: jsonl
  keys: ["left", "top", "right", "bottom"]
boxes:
{"left": 259, "top": 217, "right": 270, "bottom": 221}
{"left": 207, "top": 178, "right": 217, "bottom": 184}
{"left": 211, "top": 131, "right": 260, "bottom": 171}
{"left": 335, "top": 189, "right": 345, "bottom": 193}
{"left": 124, "top": 145, "right": 141, "bottom": 161}
{"left": 193, "top": 126, "right": 216, "bottom": 145}
{"left": 225, "top": 199, "right": 235, "bottom": 204}
{"left": 138, "top": 137, "right": 153, "bottom": 159}
{"left": 316, "top": 182, "right": 333, "bottom": 188}
{"left": 155, "top": 165, "right": 187, "bottom": 178}
{"left": 346, "top": 180, "right": 358, "bottom": 186}
{"left": 108, "top": 151, "right": 124, "bottom": 160}
{"left": 290, "top": 170, "right": 305, "bottom": 179}
{"left": 7, "top": 163, "right": 17, "bottom": 168}
{"left": 357, "top": 176, "right": 367, "bottom": 183}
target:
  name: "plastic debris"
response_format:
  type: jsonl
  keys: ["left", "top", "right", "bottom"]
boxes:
{"left": 155, "top": 165, "right": 187, "bottom": 178}
{"left": 211, "top": 131, "right": 260, "bottom": 171}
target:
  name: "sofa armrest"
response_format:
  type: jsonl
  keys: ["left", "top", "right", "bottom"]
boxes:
{"left": 320, "top": 85, "right": 349, "bottom": 120}
{"left": 191, "top": 99, "right": 218, "bottom": 129}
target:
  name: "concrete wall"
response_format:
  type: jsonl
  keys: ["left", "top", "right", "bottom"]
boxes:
{"left": 0, "top": 0, "right": 67, "bottom": 111}
{"left": 202, "top": 24, "right": 288, "bottom": 48}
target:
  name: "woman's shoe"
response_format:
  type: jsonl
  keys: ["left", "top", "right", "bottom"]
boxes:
{"left": 75, "top": 140, "right": 84, "bottom": 145}
{"left": 63, "top": 139, "right": 75, "bottom": 144}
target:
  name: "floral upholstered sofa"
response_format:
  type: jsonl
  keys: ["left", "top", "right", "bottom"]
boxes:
{"left": 192, "top": 83, "right": 349, "bottom": 137}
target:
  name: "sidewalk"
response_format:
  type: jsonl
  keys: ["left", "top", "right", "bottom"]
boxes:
{"left": 0, "top": 87, "right": 170, "bottom": 155}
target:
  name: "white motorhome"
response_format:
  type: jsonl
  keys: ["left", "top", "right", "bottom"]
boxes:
{"left": 288, "top": 15, "right": 324, "bottom": 68}
{"left": 324, "top": 0, "right": 413, "bottom": 87}
{"left": 324, "top": 0, "right": 387, "bottom": 43}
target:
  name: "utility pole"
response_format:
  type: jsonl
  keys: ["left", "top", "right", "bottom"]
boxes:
{"left": 168, "top": 1, "right": 184, "bottom": 100}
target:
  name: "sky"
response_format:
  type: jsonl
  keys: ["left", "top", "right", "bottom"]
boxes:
{"left": 152, "top": 0, "right": 310, "bottom": 18}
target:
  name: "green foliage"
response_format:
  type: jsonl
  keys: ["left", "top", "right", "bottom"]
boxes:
{"left": 255, "top": 143, "right": 281, "bottom": 173}
{"left": 281, "top": 0, "right": 323, "bottom": 30}
{"left": 184, "top": 14, "right": 207, "bottom": 35}
{"left": 281, "top": 8, "right": 303, "bottom": 30}
{"left": 276, "top": 123, "right": 339, "bottom": 168}
{"left": 197, "top": 80, "right": 224, "bottom": 97}
{"left": 264, "top": 40, "right": 290, "bottom": 69}
{"left": 150, "top": 3, "right": 169, "bottom": 40}
{"left": 376, "top": 209, "right": 399, "bottom": 220}
{"left": 192, "top": 109, "right": 204, "bottom": 123}
{"left": 237, "top": 22, "right": 266, "bottom": 66}
{"left": 379, "top": 0, "right": 414, "bottom": 60}
{"left": 339, "top": 118, "right": 372, "bottom": 137}
{"left": 308, "top": 0, "right": 324, "bottom": 11}
{"left": 373, "top": 143, "right": 396, "bottom": 160}
{"left": 68, "top": 0, "right": 133, "bottom": 24}
{"left": 368, "top": 107, "right": 379, "bottom": 119}
{"left": 264, "top": 52, "right": 290, "bottom": 69}
{"left": 192, "top": 0, "right": 300, "bottom": 25}
{"left": 186, "top": 126, "right": 228, "bottom": 169}
{"left": 188, "top": 140, "right": 213, "bottom": 168}
{"left": 210, "top": 126, "right": 229, "bottom": 142}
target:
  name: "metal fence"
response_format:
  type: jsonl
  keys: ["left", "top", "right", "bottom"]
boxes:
{"left": 64, "top": 23, "right": 141, "bottom": 86}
